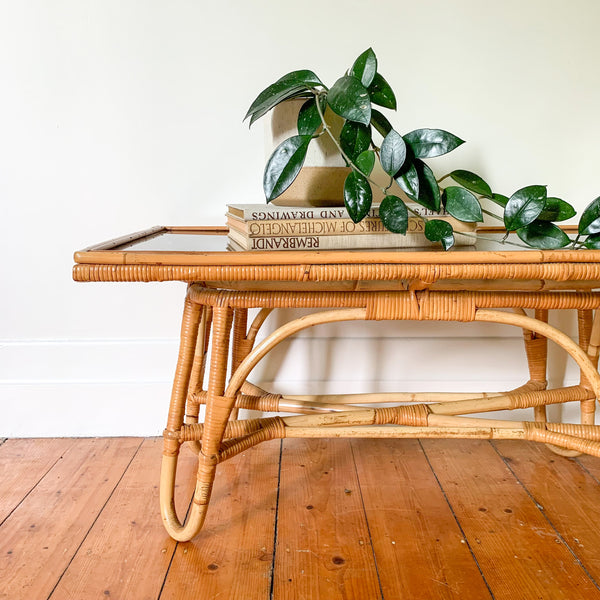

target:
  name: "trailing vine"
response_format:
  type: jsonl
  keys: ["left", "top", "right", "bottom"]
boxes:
{"left": 245, "top": 48, "right": 600, "bottom": 250}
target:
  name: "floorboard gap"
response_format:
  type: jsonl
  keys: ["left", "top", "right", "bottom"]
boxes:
{"left": 269, "top": 439, "right": 283, "bottom": 600}
{"left": 418, "top": 439, "right": 495, "bottom": 600}
{"left": 350, "top": 440, "right": 385, "bottom": 600}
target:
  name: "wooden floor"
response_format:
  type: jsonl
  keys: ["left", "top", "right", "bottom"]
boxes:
{"left": 2, "top": 437, "right": 600, "bottom": 599}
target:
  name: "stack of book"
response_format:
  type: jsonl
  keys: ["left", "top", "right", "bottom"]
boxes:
{"left": 226, "top": 203, "right": 477, "bottom": 251}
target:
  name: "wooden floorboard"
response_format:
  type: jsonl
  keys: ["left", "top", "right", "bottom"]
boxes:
{"left": 352, "top": 438, "right": 492, "bottom": 599}
{"left": 272, "top": 439, "right": 381, "bottom": 600}
{"left": 421, "top": 439, "right": 600, "bottom": 600}
{"left": 0, "top": 437, "right": 142, "bottom": 600}
{"left": 1, "top": 437, "right": 600, "bottom": 599}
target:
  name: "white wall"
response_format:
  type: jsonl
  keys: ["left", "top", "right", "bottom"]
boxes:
{"left": 1, "top": 0, "right": 599, "bottom": 436}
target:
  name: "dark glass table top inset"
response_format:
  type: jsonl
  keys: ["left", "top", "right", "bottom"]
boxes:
{"left": 114, "top": 228, "right": 534, "bottom": 254}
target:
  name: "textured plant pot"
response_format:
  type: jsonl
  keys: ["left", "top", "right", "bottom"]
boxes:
{"left": 265, "top": 98, "right": 349, "bottom": 206}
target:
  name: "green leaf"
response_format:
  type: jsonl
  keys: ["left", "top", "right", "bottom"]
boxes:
{"left": 380, "top": 130, "right": 407, "bottom": 176}
{"left": 344, "top": 171, "right": 373, "bottom": 222}
{"left": 394, "top": 161, "right": 419, "bottom": 201}
{"left": 491, "top": 193, "right": 509, "bottom": 207}
{"left": 425, "top": 220, "right": 455, "bottom": 251}
{"left": 263, "top": 135, "right": 312, "bottom": 201}
{"left": 245, "top": 70, "right": 323, "bottom": 124}
{"left": 442, "top": 187, "right": 483, "bottom": 222}
{"left": 340, "top": 121, "right": 371, "bottom": 161}
{"left": 328, "top": 76, "right": 371, "bottom": 125}
{"left": 537, "top": 197, "right": 576, "bottom": 222}
{"left": 504, "top": 185, "right": 547, "bottom": 231}
{"left": 367, "top": 73, "right": 396, "bottom": 110}
{"left": 404, "top": 129, "right": 465, "bottom": 158}
{"left": 449, "top": 170, "right": 492, "bottom": 198}
{"left": 350, "top": 48, "right": 377, "bottom": 88}
{"left": 370, "top": 109, "right": 393, "bottom": 137}
{"left": 297, "top": 97, "right": 323, "bottom": 136}
{"left": 579, "top": 196, "right": 600, "bottom": 235}
{"left": 414, "top": 160, "right": 441, "bottom": 212}
{"left": 583, "top": 233, "right": 600, "bottom": 249}
{"left": 516, "top": 221, "right": 571, "bottom": 249}
{"left": 355, "top": 150, "right": 375, "bottom": 176}
{"left": 379, "top": 194, "right": 408, "bottom": 233}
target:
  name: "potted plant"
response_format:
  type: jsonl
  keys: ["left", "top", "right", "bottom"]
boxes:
{"left": 245, "top": 48, "right": 600, "bottom": 251}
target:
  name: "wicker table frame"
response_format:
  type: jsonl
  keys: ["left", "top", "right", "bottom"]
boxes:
{"left": 73, "top": 227, "right": 600, "bottom": 542}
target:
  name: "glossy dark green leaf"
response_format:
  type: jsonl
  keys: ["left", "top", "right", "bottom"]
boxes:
{"left": 370, "top": 109, "right": 393, "bottom": 137}
{"left": 583, "top": 234, "right": 600, "bottom": 249}
{"left": 350, "top": 48, "right": 377, "bottom": 88}
{"left": 344, "top": 171, "right": 373, "bottom": 222}
{"left": 394, "top": 161, "right": 419, "bottom": 201}
{"left": 340, "top": 121, "right": 371, "bottom": 161}
{"left": 491, "top": 193, "right": 509, "bottom": 207}
{"left": 404, "top": 129, "right": 465, "bottom": 158}
{"left": 263, "top": 135, "right": 312, "bottom": 201}
{"left": 355, "top": 150, "right": 375, "bottom": 176}
{"left": 449, "top": 170, "right": 492, "bottom": 198}
{"left": 245, "top": 70, "right": 323, "bottom": 124}
{"left": 379, "top": 194, "right": 408, "bottom": 233}
{"left": 442, "top": 187, "right": 483, "bottom": 222}
{"left": 297, "top": 97, "right": 323, "bottom": 136}
{"left": 578, "top": 196, "right": 600, "bottom": 235}
{"left": 380, "top": 130, "right": 407, "bottom": 176}
{"left": 425, "top": 219, "right": 455, "bottom": 251}
{"left": 537, "top": 197, "right": 576, "bottom": 222}
{"left": 414, "top": 160, "right": 441, "bottom": 212}
{"left": 516, "top": 221, "right": 571, "bottom": 249}
{"left": 328, "top": 76, "right": 371, "bottom": 125}
{"left": 503, "top": 185, "right": 547, "bottom": 231}
{"left": 367, "top": 73, "right": 397, "bottom": 110}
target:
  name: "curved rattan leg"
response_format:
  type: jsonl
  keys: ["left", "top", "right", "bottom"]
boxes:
{"left": 477, "top": 309, "right": 600, "bottom": 456}
{"left": 160, "top": 453, "right": 216, "bottom": 542}
{"left": 544, "top": 309, "right": 597, "bottom": 457}
{"left": 160, "top": 304, "right": 234, "bottom": 541}
{"left": 160, "top": 295, "right": 206, "bottom": 540}
{"left": 184, "top": 306, "right": 212, "bottom": 455}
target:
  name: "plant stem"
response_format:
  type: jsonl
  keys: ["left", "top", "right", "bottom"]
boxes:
{"left": 437, "top": 173, "right": 452, "bottom": 184}
{"left": 481, "top": 208, "right": 503, "bottom": 222}
{"left": 313, "top": 92, "right": 388, "bottom": 197}
{"left": 571, "top": 233, "right": 581, "bottom": 249}
{"left": 456, "top": 231, "right": 532, "bottom": 249}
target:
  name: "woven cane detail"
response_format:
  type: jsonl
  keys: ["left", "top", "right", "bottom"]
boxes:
{"left": 365, "top": 292, "right": 420, "bottom": 320}
{"left": 545, "top": 423, "right": 600, "bottom": 441}
{"left": 234, "top": 393, "right": 282, "bottom": 412}
{"left": 508, "top": 386, "right": 591, "bottom": 409}
{"left": 374, "top": 404, "right": 430, "bottom": 426}
{"left": 74, "top": 262, "right": 600, "bottom": 285}
{"left": 218, "top": 417, "right": 286, "bottom": 462}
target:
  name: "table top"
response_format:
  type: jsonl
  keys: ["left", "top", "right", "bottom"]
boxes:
{"left": 72, "top": 226, "right": 600, "bottom": 290}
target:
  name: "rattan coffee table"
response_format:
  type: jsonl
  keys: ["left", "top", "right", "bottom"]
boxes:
{"left": 74, "top": 226, "right": 600, "bottom": 542}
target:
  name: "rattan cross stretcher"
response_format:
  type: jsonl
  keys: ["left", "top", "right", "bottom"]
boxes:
{"left": 74, "top": 226, "right": 600, "bottom": 541}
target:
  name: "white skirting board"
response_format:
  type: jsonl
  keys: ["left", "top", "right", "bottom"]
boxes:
{"left": 0, "top": 324, "right": 591, "bottom": 437}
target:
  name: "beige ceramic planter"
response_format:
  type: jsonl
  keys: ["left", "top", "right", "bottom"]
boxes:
{"left": 264, "top": 98, "right": 349, "bottom": 206}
